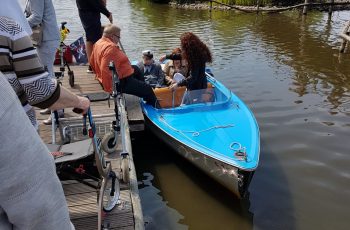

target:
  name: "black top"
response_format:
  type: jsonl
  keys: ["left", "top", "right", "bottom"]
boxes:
{"left": 165, "top": 53, "right": 207, "bottom": 90}
{"left": 76, "top": 0, "right": 110, "bottom": 17}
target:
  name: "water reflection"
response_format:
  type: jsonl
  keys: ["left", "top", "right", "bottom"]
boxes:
{"left": 138, "top": 172, "right": 187, "bottom": 230}
{"left": 133, "top": 131, "right": 253, "bottom": 230}
{"left": 253, "top": 12, "right": 350, "bottom": 114}
{"left": 249, "top": 140, "right": 295, "bottom": 230}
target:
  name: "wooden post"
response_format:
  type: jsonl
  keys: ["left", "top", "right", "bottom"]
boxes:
{"left": 209, "top": 0, "right": 212, "bottom": 12}
{"left": 339, "top": 21, "right": 350, "bottom": 53}
{"left": 303, "top": 0, "right": 309, "bottom": 15}
{"left": 256, "top": 0, "right": 260, "bottom": 13}
{"left": 328, "top": 0, "right": 334, "bottom": 17}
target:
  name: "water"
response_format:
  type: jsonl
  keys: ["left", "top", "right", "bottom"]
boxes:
{"left": 49, "top": 0, "right": 350, "bottom": 229}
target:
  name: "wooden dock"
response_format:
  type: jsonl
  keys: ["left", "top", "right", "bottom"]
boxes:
{"left": 37, "top": 65, "right": 144, "bottom": 230}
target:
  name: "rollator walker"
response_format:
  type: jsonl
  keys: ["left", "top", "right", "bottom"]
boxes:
{"left": 54, "top": 21, "right": 74, "bottom": 87}
{"left": 48, "top": 62, "right": 130, "bottom": 229}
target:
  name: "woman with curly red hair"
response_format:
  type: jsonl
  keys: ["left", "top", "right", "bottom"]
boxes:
{"left": 161, "top": 32, "right": 212, "bottom": 91}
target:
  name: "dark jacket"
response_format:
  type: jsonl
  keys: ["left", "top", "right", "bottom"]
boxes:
{"left": 165, "top": 53, "right": 207, "bottom": 90}
{"left": 76, "top": 0, "right": 110, "bottom": 17}
{"left": 137, "top": 61, "right": 165, "bottom": 88}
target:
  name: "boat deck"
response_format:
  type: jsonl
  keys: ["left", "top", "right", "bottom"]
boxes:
{"left": 37, "top": 65, "right": 144, "bottom": 230}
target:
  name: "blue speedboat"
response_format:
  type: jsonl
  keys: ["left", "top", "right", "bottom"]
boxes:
{"left": 140, "top": 72, "right": 260, "bottom": 198}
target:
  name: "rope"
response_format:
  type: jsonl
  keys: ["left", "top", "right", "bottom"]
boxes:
{"left": 159, "top": 114, "right": 234, "bottom": 137}
{"left": 159, "top": 114, "right": 252, "bottom": 163}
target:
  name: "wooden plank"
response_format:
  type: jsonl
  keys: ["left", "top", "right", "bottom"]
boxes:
{"left": 121, "top": 105, "right": 144, "bottom": 230}
{"left": 125, "top": 94, "right": 144, "bottom": 122}
{"left": 72, "top": 212, "right": 134, "bottom": 230}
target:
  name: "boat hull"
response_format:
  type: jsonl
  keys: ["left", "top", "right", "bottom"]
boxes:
{"left": 144, "top": 115, "right": 254, "bottom": 198}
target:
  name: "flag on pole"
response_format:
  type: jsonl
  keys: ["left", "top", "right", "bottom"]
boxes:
{"left": 69, "top": 36, "right": 88, "bottom": 64}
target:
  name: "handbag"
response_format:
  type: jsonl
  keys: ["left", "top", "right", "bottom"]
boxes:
{"left": 24, "top": 0, "right": 43, "bottom": 46}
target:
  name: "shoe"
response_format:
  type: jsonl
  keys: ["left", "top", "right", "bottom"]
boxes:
{"left": 40, "top": 108, "right": 51, "bottom": 115}
{"left": 86, "top": 65, "right": 94, "bottom": 74}
{"left": 43, "top": 112, "right": 64, "bottom": 125}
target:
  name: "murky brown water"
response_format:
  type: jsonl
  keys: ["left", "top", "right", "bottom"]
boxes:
{"left": 49, "top": 0, "right": 350, "bottom": 229}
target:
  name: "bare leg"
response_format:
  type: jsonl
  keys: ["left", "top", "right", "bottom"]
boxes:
{"left": 86, "top": 41, "right": 93, "bottom": 63}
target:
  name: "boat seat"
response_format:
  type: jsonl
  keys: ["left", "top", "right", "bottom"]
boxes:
{"left": 154, "top": 83, "right": 215, "bottom": 108}
{"left": 202, "top": 83, "right": 215, "bottom": 103}
{"left": 154, "top": 86, "right": 186, "bottom": 108}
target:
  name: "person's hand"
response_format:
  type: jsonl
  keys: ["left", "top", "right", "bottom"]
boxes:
{"left": 76, "top": 96, "right": 90, "bottom": 114}
{"left": 169, "top": 83, "right": 178, "bottom": 91}
{"left": 159, "top": 55, "right": 166, "bottom": 63}
{"left": 108, "top": 13, "right": 113, "bottom": 23}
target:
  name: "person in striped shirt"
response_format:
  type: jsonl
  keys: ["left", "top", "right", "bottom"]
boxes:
{"left": 0, "top": 15, "right": 90, "bottom": 129}
{"left": 0, "top": 74, "right": 75, "bottom": 230}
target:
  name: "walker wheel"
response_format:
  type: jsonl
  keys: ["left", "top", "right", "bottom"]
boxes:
{"left": 121, "top": 157, "right": 130, "bottom": 184}
{"left": 68, "top": 70, "right": 74, "bottom": 87}
{"left": 101, "top": 132, "right": 117, "bottom": 154}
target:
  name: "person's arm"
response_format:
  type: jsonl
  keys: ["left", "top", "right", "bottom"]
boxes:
{"left": 49, "top": 87, "right": 90, "bottom": 112}
{"left": 11, "top": 23, "right": 89, "bottom": 113}
{"left": 159, "top": 53, "right": 182, "bottom": 63}
{"left": 178, "top": 67, "right": 198, "bottom": 87}
{"left": 162, "top": 62, "right": 173, "bottom": 85}
{"left": 156, "top": 64, "right": 165, "bottom": 86}
{"left": 87, "top": 0, "right": 111, "bottom": 18}
{"left": 26, "top": 0, "right": 44, "bottom": 27}
{"left": 0, "top": 76, "right": 74, "bottom": 230}
{"left": 166, "top": 53, "right": 182, "bottom": 60}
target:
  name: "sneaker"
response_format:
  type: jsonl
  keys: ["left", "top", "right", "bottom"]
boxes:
{"left": 43, "top": 112, "right": 64, "bottom": 125}
{"left": 40, "top": 108, "right": 51, "bottom": 115}
{"left": 86, "top": 65, "right": 94, "bottom": 74}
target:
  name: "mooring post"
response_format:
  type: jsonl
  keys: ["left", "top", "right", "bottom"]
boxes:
{"left": 339, "top": 21, "right": 350, "bottom": 53}
{"left": 328, "top": 0, "right": 334, "bottom": 17}
{"left": 302, "top": 0, "right": 309, "bottom": 15}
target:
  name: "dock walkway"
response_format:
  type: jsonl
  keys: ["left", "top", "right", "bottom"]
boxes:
{"left": 38, "top": 65, "right": 144, "bottom": 230}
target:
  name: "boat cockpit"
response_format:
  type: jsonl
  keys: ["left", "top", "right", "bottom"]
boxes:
{"left": 153, "top": 81, "right": 231, "bottom": 110}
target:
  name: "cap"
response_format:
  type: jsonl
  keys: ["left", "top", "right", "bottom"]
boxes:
{"left": 142, "top": 50, "right": 153, "bottom": 59}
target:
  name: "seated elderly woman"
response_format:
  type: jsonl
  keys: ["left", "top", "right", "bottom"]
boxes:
{"left": 137, "top": 50, "right": 165, "bottom": 88}
{"left": 163, "top": 47, "right": 188, "bottom": 86}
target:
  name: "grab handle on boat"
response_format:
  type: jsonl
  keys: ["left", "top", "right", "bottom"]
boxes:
{"left": 230, "top": 142, "right": 247, "bottom": 161}
{"left": 172, "top": 90, "right": 175, "bottom": 108}
{"left": 205, "top": 71, "right": 216, "bottom": 82}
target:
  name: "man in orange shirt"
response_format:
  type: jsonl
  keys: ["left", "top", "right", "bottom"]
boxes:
{"left": 90, "top": 24, "right": 157, "bottom": 106}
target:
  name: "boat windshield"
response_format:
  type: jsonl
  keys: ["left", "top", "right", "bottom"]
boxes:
{"left": 153, "top": 85, "right": 230, "bottom": 109}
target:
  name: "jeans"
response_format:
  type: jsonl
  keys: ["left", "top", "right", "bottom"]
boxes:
{"left": 36, "top": 39, "right": 60, "bottom": 78}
